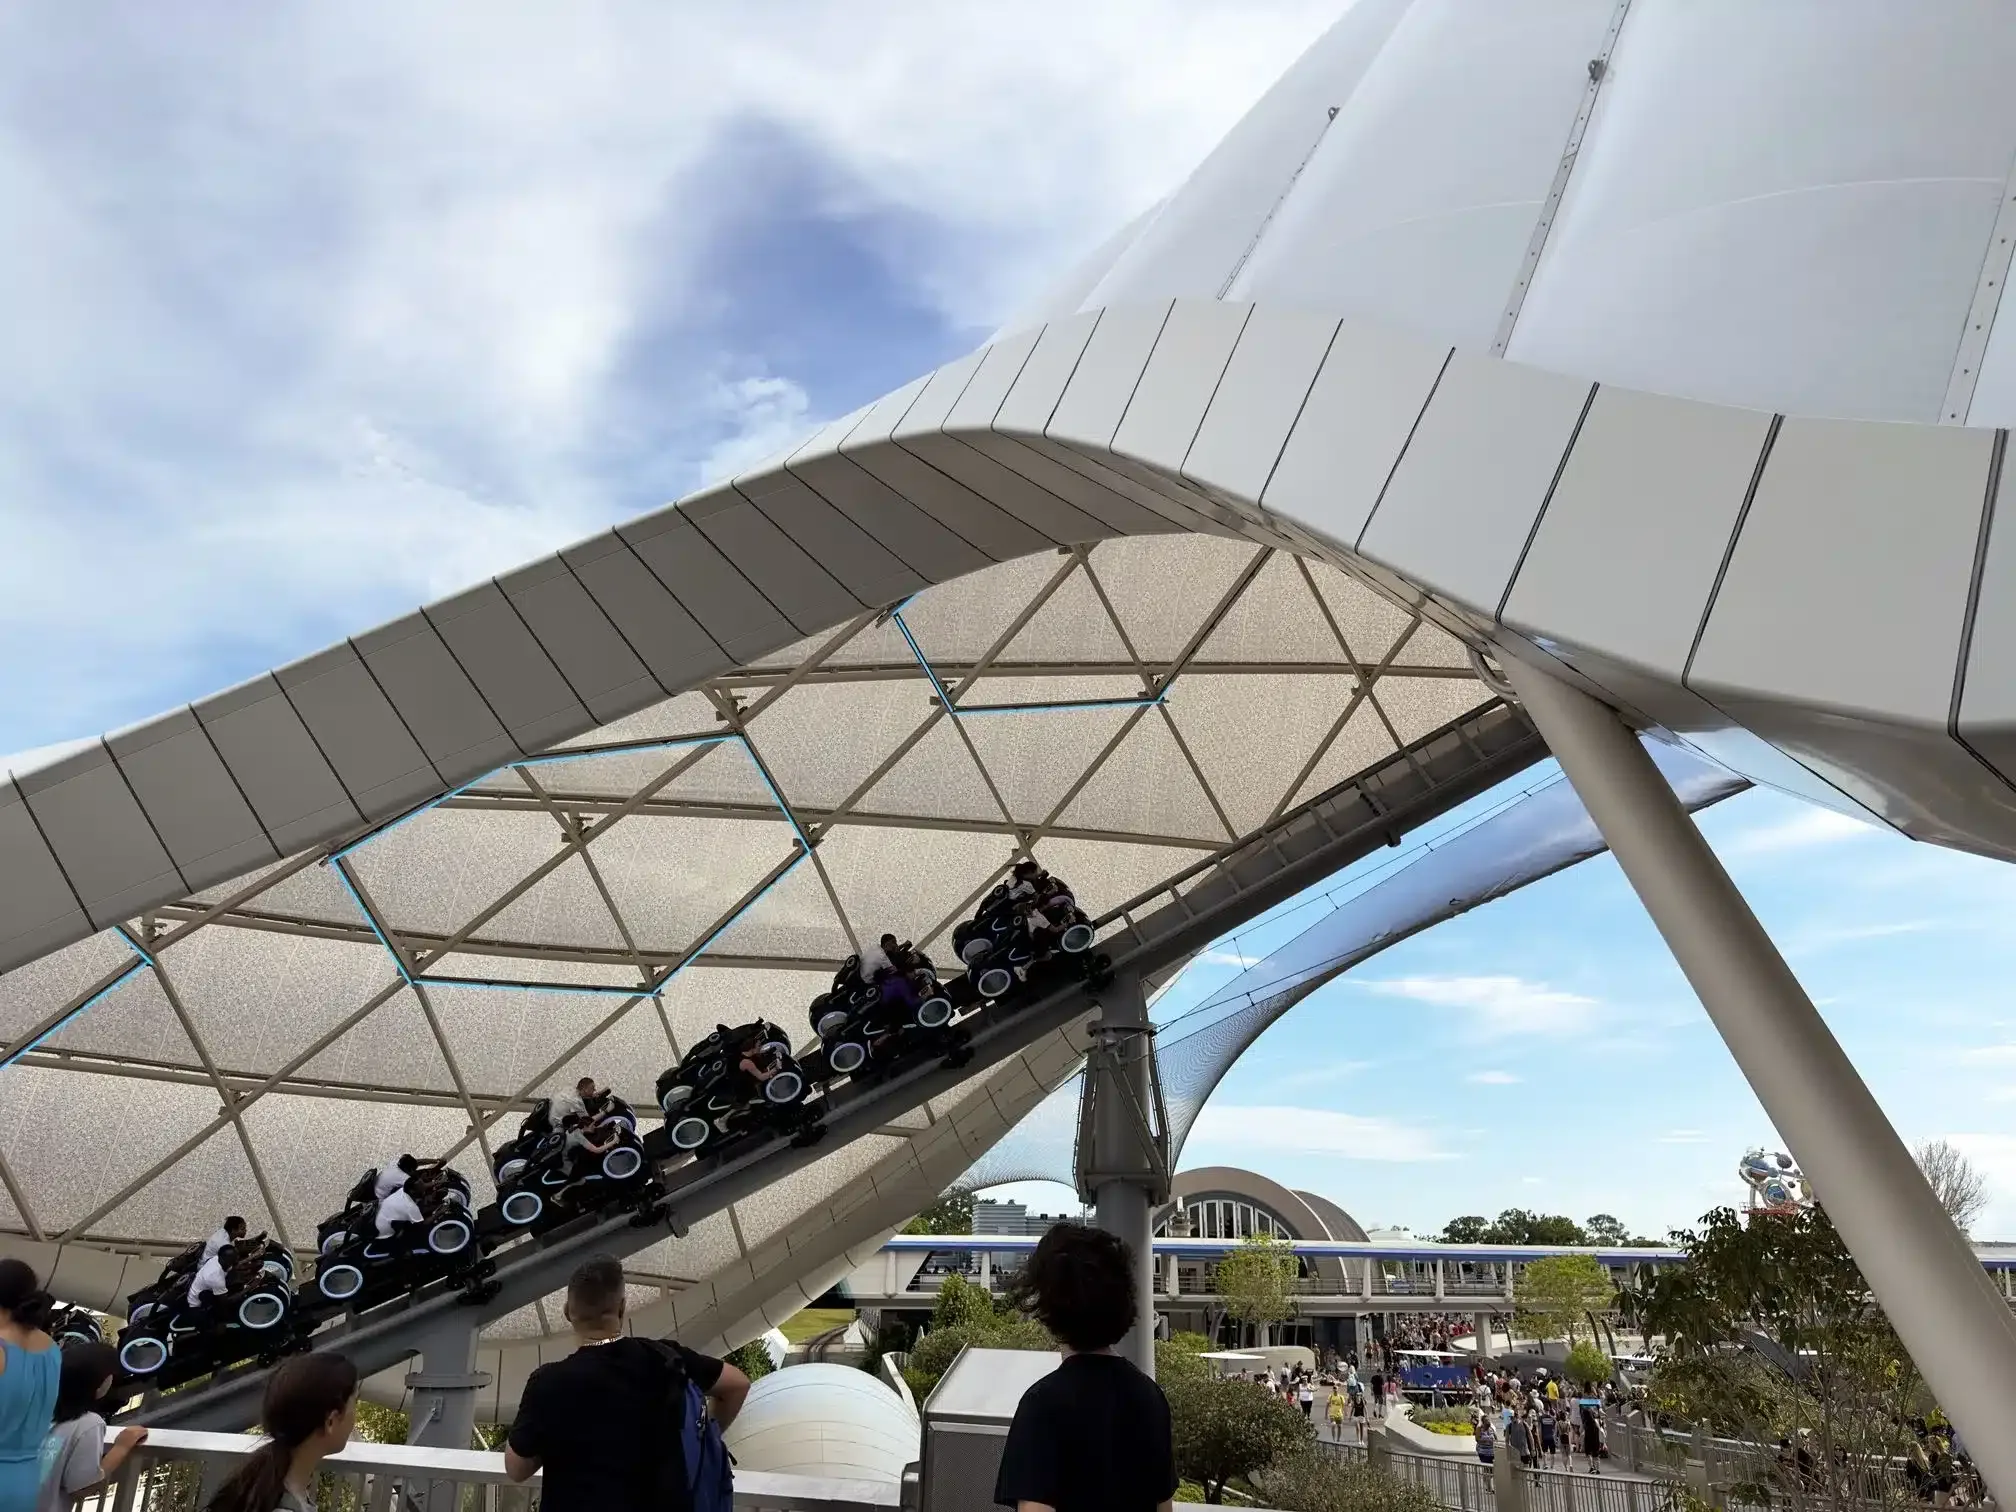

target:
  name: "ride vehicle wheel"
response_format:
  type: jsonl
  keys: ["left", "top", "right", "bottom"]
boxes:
{"left": 959, "top": 936, "right": 993, "bottom": 965}
{"left": 917, "top": 995, "right": 954, "bottom": 1028}
{"left": 815, "top": 1009, "right": 850, "bottom": 1040}
{"left": 827, "top": 1040, "right": 868, "bottom": 1076}
{"left": 669, "top": 1115, "right": 712, "bottom": 1152}
{"left": 1060, "top": 922, "right": 1095, "bottom": 954}
{"left": 500, "top": 1189, "right": 544, "bottom": 1227}
{"left": 763, "top": 1070, "right": 805, "bottom": 1105}
{"left": 428, "top": 1215, "right": 474, "bottom": 1255}
{"left": 56, "top": 1314, "right": 102, "bottom": 1347}
{"left": 496, "top": 1157, "right": 528, "bottom": 1186}
{"left": 118, "top": 1334, "right": 168, "bottom": 1378}
{"left": 659, "top": 1082, "right": 694, "bottom": 1117}
{"left": 237, "top": 1290, "right": 289, "bottom": 1331}
{"left": 601, "top": 1144, "right": 644, "bottom": 1181}
{"left": 977, "top": 966, "right": 1014, "bottom": 1000}
{"left": 317, "top": 1263, "right": 364, "bottom": 1301}
{"left": 319, "top": 1229, "right": 347, "bottom": 1257}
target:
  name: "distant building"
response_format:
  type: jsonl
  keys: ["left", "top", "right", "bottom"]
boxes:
{"left": 972, "top": 1199, "right": 1027, "bottom": 1236}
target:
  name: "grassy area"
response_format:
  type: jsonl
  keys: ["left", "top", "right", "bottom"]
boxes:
{"left": 779, "top": 1307, "right": 856, "bottom": 1344}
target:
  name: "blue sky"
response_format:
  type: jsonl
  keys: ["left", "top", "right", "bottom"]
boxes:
{"left": 7, "top": 5, "right": 2014, "bottom": 1244}
{"left": 992, "top": 775, "right": 2016, "bottom": 1241}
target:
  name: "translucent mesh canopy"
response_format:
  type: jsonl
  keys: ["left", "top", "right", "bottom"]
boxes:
{"left": 0, "top": 536, "right": 1493, "bottom": 1336}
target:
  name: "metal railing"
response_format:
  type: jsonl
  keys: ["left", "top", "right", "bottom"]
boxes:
{"left": 1610, "top": 1418, "right": 1930, "bottom": 1511}
{"left": 1314, "top": 1436, "right": 1682, "bottom": 1512}
{"left": 79, "top": 1428, "right": 901, "bottom": 1512}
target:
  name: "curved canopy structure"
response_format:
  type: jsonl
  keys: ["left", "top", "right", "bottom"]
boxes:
{"left": 8, "top": 0, "right": 2016, "bottom": 1416}
{"left": 955, "top": 735, "right": 1745, "bottom": 1195}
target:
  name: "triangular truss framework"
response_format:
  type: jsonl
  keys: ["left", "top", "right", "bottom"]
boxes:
{"left": 0, "top": 537, "right": 1489, "bottom": 1254}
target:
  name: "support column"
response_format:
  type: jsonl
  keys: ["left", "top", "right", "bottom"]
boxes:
{"left": 1474, "top": 1312, "right": 1493, "bottom": 1363}
{"left": 1077, "top": 970, "right": 1167, "bottom": 1378}
{"left": 1506, "top": 659, "right": 2016, "bottom": 1504}
{"left": 405, "top": 1317, "right": 491, "bottom": 1509}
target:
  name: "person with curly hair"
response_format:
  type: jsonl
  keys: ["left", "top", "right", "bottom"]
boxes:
{"left": 994, "top": 1224, "right": 1175, "bottom": 1512}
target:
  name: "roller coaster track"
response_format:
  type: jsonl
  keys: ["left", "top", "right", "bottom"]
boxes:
{"left": 128, "top": 698, "right": 1543, "bottom": 1431}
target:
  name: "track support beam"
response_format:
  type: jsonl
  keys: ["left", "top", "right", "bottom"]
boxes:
{"left": 1506, "top": 657, "right": 2016, "bottom": 1507}
{"left": 405, "top": 1314, "right": 491, "bottom": 1508}
{"left": 1078, "top": 970, "right": 1168, "bottom": 1378}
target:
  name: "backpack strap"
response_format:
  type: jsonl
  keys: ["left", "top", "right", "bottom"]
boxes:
{"left": 642, "top": 1340, "right": 695, "bottom": 1509}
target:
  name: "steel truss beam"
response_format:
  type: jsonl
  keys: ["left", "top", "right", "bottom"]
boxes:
{"left": 713, "top": 659, "right": 1474, "bottom": 688}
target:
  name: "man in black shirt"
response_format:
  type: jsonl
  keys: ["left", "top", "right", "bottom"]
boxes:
{"left": 505, "top": 1253, "right": 750, "bottom": 1512}
{"left": 994, "top": 1224, "right": 1177, "bottom": 1512}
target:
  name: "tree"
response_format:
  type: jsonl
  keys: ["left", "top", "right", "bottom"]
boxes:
{"left": 1562, "top": 1339, "right": 1611, "bottom": 1386}
{"left": 1157, "top": 1330, "right": 1217, "bottom": 1384}
{"left": 1585, "top": 1213, "right": 1630, "bottom": 1246}
{"left": 1619, "top": 1205, "right": 1933, "bottom": 1512}
{"left": 1166, "top": 1375, "right": 1312, "bottom": 1503}
{"left": 1489, "top": 1208, "right": 1588, "bottom": 1245}
{"left": 1214, "top": 1232, "right": 1299, "bottom": 1346}
{"left": 902, "top": 1191, "right": 975, "bottom": 1235}
{"left": 1914, "top": 1139, "right": 1988, "bottom": 1235}
{"left": 1441, "top": 1215, "right": 1492, "bottom": 1244}
{"left": 931, "top": 1272, "right": 998, "bottom": 1331}
{"left": 1514, "top": 1253, "right": 1615, "bottom": 1344}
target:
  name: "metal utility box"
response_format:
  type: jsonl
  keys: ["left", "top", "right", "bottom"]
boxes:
{"left": 918, "top": 1346, "right": 1062, "bottom": 1512}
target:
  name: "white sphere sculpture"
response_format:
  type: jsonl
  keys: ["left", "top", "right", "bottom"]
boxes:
{"left": 720, "top": 1363, "right": 921, "bottom": 1486}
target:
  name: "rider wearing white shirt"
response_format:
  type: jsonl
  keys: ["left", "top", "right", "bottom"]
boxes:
{"left": 187, "top": 1248, "right": 233, "bottom": 1309}
{"left": 375, "top": 1186, "right": 424, "bottom": 1239}
{"left": 201, "top": 1215, "right": 246, "bottom": 1261}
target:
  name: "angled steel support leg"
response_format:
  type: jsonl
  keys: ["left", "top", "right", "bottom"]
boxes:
{"left": 1506, "top": 658, "right": 2016, "bottom": 1507}
{"left": 1075, "top": 969, "right": 1169, "bottom": 1378}
{"left": 405, "top": 1315, "right": 491, "bottom": 1509}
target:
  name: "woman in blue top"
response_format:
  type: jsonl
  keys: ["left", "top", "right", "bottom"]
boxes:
{"left": 0, "top": 1259, "right": 60, "bottom": 1512}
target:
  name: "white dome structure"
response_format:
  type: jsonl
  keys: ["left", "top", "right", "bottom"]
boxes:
{"left": 721, "top": 1364, "right": 920, "bottom": 1486}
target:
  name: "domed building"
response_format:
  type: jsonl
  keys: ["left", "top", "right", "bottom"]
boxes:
{"left": 1153, "top": 1167, "right": 1372, "bottom": 1357}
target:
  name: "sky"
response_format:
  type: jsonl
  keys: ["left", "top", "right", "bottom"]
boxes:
{"left": 991, "top": 772, "right": 2016, "bottom": 1243}
{"left": 6, "top": 5, "right": 2016, "bottom": 1245}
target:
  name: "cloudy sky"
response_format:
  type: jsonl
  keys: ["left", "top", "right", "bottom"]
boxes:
{"left": 0, "top": 0, "right": 1339, "bottom": 755}
{"left": 8, "top": 4, "right": 2015, "bottom": 1243}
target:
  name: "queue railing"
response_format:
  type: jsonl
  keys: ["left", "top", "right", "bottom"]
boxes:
{"left": 77, "top": 1427, "right": 901, "bottom": 1512}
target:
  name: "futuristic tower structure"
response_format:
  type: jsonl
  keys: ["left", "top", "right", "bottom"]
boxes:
{"left": 8, "top": 0, "right": 2016, "bottom": 1484}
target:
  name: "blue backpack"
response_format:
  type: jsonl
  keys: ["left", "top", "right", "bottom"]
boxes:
{"left": 649, "top": 1341, "right": 735, "bottom": 1512}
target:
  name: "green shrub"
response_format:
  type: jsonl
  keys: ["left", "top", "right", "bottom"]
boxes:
{"left": 1167, "top": 1375, "right": 1313, "bottom": 1503}
{"left": 1158, "top": 1332, "right": 1217, "bottom": 1384}
{"left": 1253, "top": 1453, "right": 1446, "bottom": 1512}
{"left": 1410, "top": 1406, "right": 1474, "bottom": 1430}
{"left": 901, "top": 1316, "right": 1054, "bottom": 1400}
{"left": 725, "top": 1339, "right": 775, "bottom": 1383}
{"left": 931, "top": 1273, "right": 999, "bottom": 1331}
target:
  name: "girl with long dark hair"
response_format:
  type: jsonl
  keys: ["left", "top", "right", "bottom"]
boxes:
{"left": 0, "top": 1259, "right": 60, "bottom": 1512}
{"left": 38, "top": 1343, "right": 146, "bottom": 1512}
{"left": 206, "top": 1354, "right": 357, "bottom": 1512}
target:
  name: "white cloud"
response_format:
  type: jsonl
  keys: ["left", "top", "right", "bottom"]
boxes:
{"left": 0, "top": 2, "right": 1344, "bottom": 747}
{"left": 1961, "top": 1044, "right": 2016, "bottom": 1065}
{"left": 1270, "top": 1060, "right": 1375, "bottom": 1091}
{"left": 1362, "top": 975, "right": 1601, "bottom": 1038}
{"left": 1466, "top": 1070, "right": 1521, "bottom": 1085}
{"left": 1722, "top": 807, "right": 1881, "bottom": 858}
{"left": 1187, "top": 1104, "right": 1453, "bottom": 1164}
